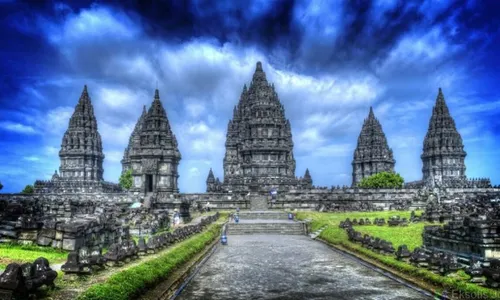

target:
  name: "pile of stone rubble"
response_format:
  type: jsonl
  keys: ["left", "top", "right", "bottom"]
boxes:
{"left": 60, "top": 213, "right": 219, "bottom": 278}
{"left": 339, "top": 217, "right": 500, "bottom": 288}
{"left": 0, "top": 257, "right": 58, "bottom": 299}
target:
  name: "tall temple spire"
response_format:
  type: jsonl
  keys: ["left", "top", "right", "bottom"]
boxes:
{"left": 59, "top": 85, "right": 104, "bottom": 181}
{"left": 121, "top": 104, "right": 148, "bottom": 171}
{"left": 122, "top": 89, "right": 182, "bottom": 193}
{"left": 222, "top": 61, "right": 299, "bottom": 193}
{"left": 421, "top": 88, "right": 466, "bottom": 187}
{"left": 206, "top": 168, "right": 215, "bottom": 182}
{"left": 352, "top": 106, "right": 395, "bottom": 186}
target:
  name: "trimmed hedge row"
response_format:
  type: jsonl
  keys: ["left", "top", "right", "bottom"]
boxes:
{"left": 77, "top": 220, "right": 223, "bottom": 300}
{"left": 318, "top": 225, "right": 500, "bottom": 299}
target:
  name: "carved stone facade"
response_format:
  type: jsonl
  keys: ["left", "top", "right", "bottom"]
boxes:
{"left": 206, "top": 168, "right": 223, "bottom": 192}
{"left": 422, "top": 88, "right": 467, "bottom": 187}
{"left": 122, "top": 89, "right": 181, "bottom": 193}
{"left": 59, "top": 85, "right": 104, "bottom": 180}
{"left": 352, "top": 107, "right": 395, "bottom": 186}
{"left": 220, "top": 62, "right": 306, "bottom": 193}
{"left": 33, "top": 85, "right": 121, "bottom": 193}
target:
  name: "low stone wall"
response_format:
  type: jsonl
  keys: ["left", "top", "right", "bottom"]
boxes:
{"left": 423, "top": 218, "right": 500, "bottom": 261}
{"left": 2, "top": 187, "right": 500, "bottom": 249}
{"left": 0, "top": 193, "right": 140, "bottom": 249}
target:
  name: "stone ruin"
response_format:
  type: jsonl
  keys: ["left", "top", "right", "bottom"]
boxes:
{"left": 60, "top": 213, "right": 219, "bottom": 278}
{"left": 0, "top": 195, "right": 172, "bottom": 252}
{"left": 339, "top": 218, "right": 500, "bottom": 287}
{"left": 315, "top": 201, "right": 381, "bottom": 212}
{"left": 420, "top": 195, "right": 500, "bottom": 261}
{"left": 0, "top": 257, "right": 58, "bottom": 299}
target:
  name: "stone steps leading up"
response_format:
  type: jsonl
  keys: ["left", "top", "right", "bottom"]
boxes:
{"left": 227, "top": 222, "right": 305, "bottom": 235}
{"left": 238, "top": 211, "right": 290, "bottom": 220}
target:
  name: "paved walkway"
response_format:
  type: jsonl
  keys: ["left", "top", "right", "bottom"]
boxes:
{"left": 177, "top": 235, "right": 430, "bottom": 300}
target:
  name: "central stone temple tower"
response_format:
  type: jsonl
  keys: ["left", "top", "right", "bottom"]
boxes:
{"left": 352, "top": 107, "right": 395, "bottom": 186}
{"left": 122, "top": 89, "right": 181, "bottom": 193}
{"left": 421, "top": 88, "right": 467, "bottom": 187}
{"left": 219, "top": 62, "right": 304, "bottom": 193}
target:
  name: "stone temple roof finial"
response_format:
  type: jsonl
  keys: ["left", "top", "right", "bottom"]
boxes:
{"left": 368, "top": 106, "right": 375, "bottom": 120}
{"left": 80, "top": 85, "right": 89, "bottom": 100}
{"left": 154, "top": 89, "right": 160, "bottom": 100}
{"left": 256, "top": 61, "right": 263, "bottom": 72}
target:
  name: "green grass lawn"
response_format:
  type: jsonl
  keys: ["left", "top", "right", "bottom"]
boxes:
{"left": 0, "top": 243, "right": 68, "bottom": 269}
{"left": 296, "top": 210, "right": 431, "bottom": 250}
{"left": 353, "top": 223, "right": 430, "bottom": 250}
{"left": 296, "top": 210, "right": 500, "bottom": 300}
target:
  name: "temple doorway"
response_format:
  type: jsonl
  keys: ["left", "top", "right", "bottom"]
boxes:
{"left": 146, "top": 174, "right": 153, "bottom": 193}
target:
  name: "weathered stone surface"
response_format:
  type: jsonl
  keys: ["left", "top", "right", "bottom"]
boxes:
{"left": 352, "top": 107, "right": 395, "bottom": 186}
{"left": 211, "top": 62, "right": 312, "bottom": 193}
{"left": 62, "top": 238, "right": 83, "bottom": 251}
{"left": 33, "top": 85, "right": 121, "bottom": 194}
{"left": 421, "top": 88, "right": 467, "bottom": 188}
{"left": 122, "top": 89, "right": 181, "bottom": 193}
{"left": 177, "top": 235, "right": 426, "bottom": 300}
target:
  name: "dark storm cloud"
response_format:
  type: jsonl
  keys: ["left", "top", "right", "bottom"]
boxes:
{"left": 1, "top": 0, "right": 500, "bottom": 193}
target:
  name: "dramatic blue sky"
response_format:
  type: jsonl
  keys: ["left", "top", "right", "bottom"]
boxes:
{"left": 1, "top": 0, "right": 500, "bottom": 193}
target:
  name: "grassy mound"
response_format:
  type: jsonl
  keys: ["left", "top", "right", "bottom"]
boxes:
{"left": 0, "top": 243, "right": 68, "bottom": 269}
{"left": 297, "top": 211, "right": 499, "bottom": 300}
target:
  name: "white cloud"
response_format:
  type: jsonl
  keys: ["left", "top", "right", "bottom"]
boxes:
{"left": 185, "top": 101, "right": 206, "bottom": 118}
{"left": 104, "top": 150, "right": 123, "bottom": 163}
{"left": 44, "top": 106, "right": 74, "bottom": 135}
{"left": 313, "top": 144, "right": 353, "bottom": 158}
{"left": 23, "top": 156, "right": 40, "bottom": 162}
{"left": 0, "top": 122, "right": 38, "bottom": 134}
{"left": 189, "top": 167, "right": 201, "bottom": 177}
{"left": 43, "top": 6, "right": 140, "bottom": 44}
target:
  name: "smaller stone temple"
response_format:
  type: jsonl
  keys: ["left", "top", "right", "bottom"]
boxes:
{"left": 121, "top": 89, "right": 181, "bottom": 194}
{"left": 421, "top": 88, "right": 467, "bottom": 187}
{"left": 352, "top": 107, "right": 395, "bottom": 186}
{"left": 34, "top": 85, "right": 121, "bottom": 193}
{"left": 59, "top": 85, "right": 104, "bottom": 180}
{"left": 206, "top": 168, "right": 223, "bottom": 192}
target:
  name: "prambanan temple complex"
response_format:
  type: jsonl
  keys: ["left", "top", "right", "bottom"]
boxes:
{"left": 1, "top": 62, "right": 500, "bottom": 260}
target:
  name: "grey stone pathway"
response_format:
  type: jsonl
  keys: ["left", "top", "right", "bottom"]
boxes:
{"left": 177, "top": 235, "right": 430, "bottom": 300}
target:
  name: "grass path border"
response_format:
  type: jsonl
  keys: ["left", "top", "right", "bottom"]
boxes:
{"left": 42, "top": 216, "right": 225, "bottom": 300}
{"left": 315, "top": 237, "right": 440, "bottom": 297}
{"left": 139, "top": 229, "right": 221, "bottom": 300}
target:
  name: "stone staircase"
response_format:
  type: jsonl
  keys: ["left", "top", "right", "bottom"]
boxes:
{"left": 238, "top": 211, "right": 289, "bottom": 220}
{"left": 227, "top": 211, "right": 305, "bottom": 235}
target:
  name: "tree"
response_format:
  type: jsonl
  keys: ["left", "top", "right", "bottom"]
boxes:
{"left": 357, "top": 172, "right": 404, "bottom": 189}
{"left": 0, "top": 181, "right": 3, "bottom": 191}
{"left": 119, "top": 170, "right": 133, "bottom": 190}
{"left": 21, "top": 184, "right": 34, "bottom": 194}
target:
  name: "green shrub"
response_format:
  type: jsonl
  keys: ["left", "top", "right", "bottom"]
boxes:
{"left": 357, "top": 172, "right": 404, "bottom": 188}
{"left": 21, "top": 184, "right": 34, "bottom": 194}
{"left": 119, "top": 169, "right": 133, "bottom": 190}
{"left": 78, "top": 221, "right": 222, "bottom": 300}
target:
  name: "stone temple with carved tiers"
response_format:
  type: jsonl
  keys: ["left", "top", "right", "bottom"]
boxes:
{"left": 121, "top": 89, "right": 181, "bottom": 193}
{"left": 207, "top": 62, "right": 313, "bottom": 194}
{"left": 34, "top": 86, "right": 120, "bottom": 193}
{"left": 352, "top": 107, "right": 395, "bottom": 186}
{"left": 421, "top": 88, "right": 468, "bottom": 188}
{"left": 32, "top": 62, "right": 494, "bottom": 197}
